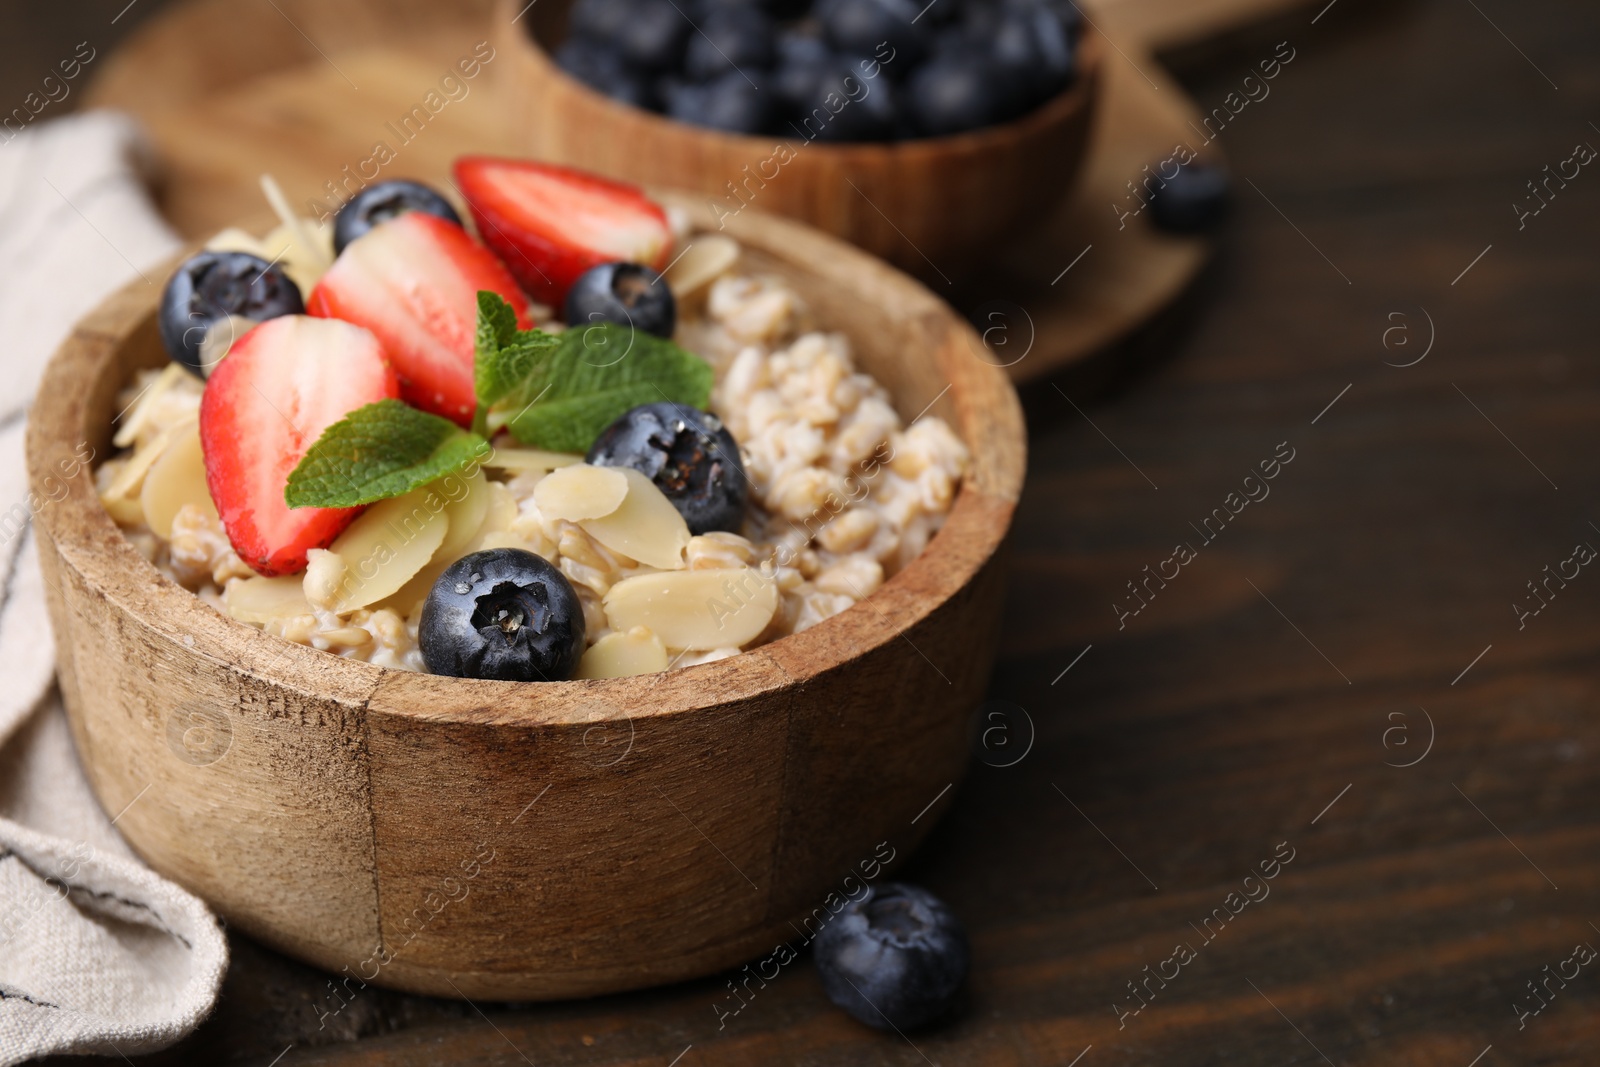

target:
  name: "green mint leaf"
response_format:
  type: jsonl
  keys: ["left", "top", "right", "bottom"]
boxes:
{"left": 473, "top": 291, "right": 530, "bottom": 406}
{"left": 285, "top": 399, "right": 490, "bottom": 509}
{"left": 481, "top": 334, "right": 563, "bottom": 412}
{"left": 487, "top": 322, "right": 714, "bottom": 454}
{"left": 474, "top": 291, "right": 561, "bottom": 438}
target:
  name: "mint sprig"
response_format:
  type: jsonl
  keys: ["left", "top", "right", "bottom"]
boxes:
{"left": 476, "top": 292, "right": 713, "bottom": 454}
{"left": 284, "top": 292, "right": 714, "bottom": 510}
{"left": 285, "top": 399, "right": 490, "bottom": 509}
{"left": 473, "top": 292, "right": 556, "bottom": 402}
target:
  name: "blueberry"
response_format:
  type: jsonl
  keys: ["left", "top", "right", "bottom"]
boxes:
{"left": 664, "top": 71, "right": 773, "bottom": 134}
{"left": 614, "top": 0, "right": 692, "bottom": 70}
{"left": 1148, "top": 160, "right": 1232, "bottom": 234}
{"left": 332, "top": 181, "right": 463, "bottom": 255}
{"left": 956, "top": 0, "right": 1004, "bottom": 39}
{"left": 769, "top": 33, "right": 834, "bottom": 113}
{"left": 991, "top": 6, "right": 1076, "bottom": 104}
{"left": 698, "top": 0, "right": 809, "bottom": 20}
{"left": 569, "top": 0, "right": 639, "bottom": 41}
{"left": 419, "top": 549, "right": 586, "bottom": 682}
{"left": 555, "top": 38, "right": 658, "bottom": 109}
{"left": 684, "top": 7, "right": 776, "bottom": 82}
{"left": 571, "top": 0, "right": 688, "bottom": 70}
{"left": 904, "top": 49, "right": 1022, "bottom": 136}
{"left": 158, "top": 251, "right": 305, "bottom": 378}
{"left": 655, "top": 72, "right": 689, "bottom": 109}
{"left": 763, "top": 0, "right": 813, "bottom": 20}
{"left": 1005, "top": 0, "right": 1082, "bottom": 37}
{"left": 796, "top": 58, "right": 900, "bottom": 141}
{"left": 930, "top": 22, "right": 982, "bottom": 56}
{"left": 565, "top": 262, "right": 677, "bottom": 338}
{"left": 816, "top": 0, "right": 928, "bottom": 72}
{"left": 586, "top": 402, "right": 748, "bottom": 534}
{"left": 776, "top": 30, "right": 833, "bottom": 68}
{"left": 813, "top": 883, "right": 970, "bottom": 1031}
{"left": 911, "top": 0, "right": 965, "bottom": 26}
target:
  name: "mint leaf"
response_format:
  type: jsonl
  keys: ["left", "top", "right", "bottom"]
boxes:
{"left": 474, "top": 291, "right": 537, "bottom": 405}
{"left": 478, "top": 289, "right": 521, "bottom": 352}
{"left": 474, "top": 292, "right": 560, "bottom": 438}
{"left": 480, "top": 334, "right": 562, "bottom": 414}
{"left": 485, "top": 321, "right": 714, "bottom": 453}
{"left": 285, "top": 399, "right": 490, "bottom": 509}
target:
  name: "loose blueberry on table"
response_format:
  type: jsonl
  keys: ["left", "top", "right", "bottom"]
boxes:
{"left": 547, "top": 0, "right": 1083, "bottom": 139}
{"left": 1147, "top": 159, "right": 1232, "bottom": 234}
{"left": 813, "top": 882, "right": 970, "bottom": 1030}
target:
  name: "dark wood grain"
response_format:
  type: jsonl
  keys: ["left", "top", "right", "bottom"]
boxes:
{"left": 38, "top": 0, "right": 1600, "bottom": 1063}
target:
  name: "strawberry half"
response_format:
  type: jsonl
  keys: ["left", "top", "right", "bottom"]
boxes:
{"left": 307, "top": 211, "right": 531, "bottom": 426}
{"left": 453, "top": 156, "right": 672, "bottom": 308}
{"left": 200, "top": 316, "right": 399, "bottom": 577}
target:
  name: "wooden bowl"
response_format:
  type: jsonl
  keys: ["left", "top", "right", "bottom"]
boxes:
{"left": 495, "top": 0, "right": 1102, "bottom": 280}
{"left": 25, "top": 195, "right": 1024, "bottom": 1000}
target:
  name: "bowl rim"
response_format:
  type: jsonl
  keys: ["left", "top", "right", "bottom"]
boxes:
{"left": 501, "top": 0, "right": 1106, "bottom": 163}
{"left": 27, "top": 194, "right": 1025, "bottom": 729}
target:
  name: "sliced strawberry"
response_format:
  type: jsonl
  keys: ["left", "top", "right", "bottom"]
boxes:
{"left": 307, "top": 211, "right": 531, "bottom": 426}
{"left": 452, "top": 156, "right": 672, "bottom": 308}
{"left": 200, "top": 316, "right": 399, "bottom": 577}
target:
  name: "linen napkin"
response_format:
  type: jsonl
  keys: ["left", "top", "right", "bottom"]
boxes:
{"left": 0, "top": 110, "right": 227, "bottom": 1066}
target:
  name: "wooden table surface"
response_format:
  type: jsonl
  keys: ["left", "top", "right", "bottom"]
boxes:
{"left": 40, "top": 0, "right": 1600, "bottom": 1063}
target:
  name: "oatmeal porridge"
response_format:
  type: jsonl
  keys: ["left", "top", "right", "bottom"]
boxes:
{"left": 99, "top": 176, "right": 967, "bottom": 681}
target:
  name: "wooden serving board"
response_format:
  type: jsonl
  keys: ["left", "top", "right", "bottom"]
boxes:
{"left": 85, "top": 0, "right": 1312, "bottom": 382}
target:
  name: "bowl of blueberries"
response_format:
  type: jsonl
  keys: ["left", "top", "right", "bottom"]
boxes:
{"left": 494, "top": 0, "right": 1100, "bottom": 278}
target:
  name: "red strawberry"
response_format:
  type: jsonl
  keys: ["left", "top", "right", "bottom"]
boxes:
{"left": 200, "top": 316, "right": 399, "bottom": 577}
{"left": 452, "top": 156, "right": 672, "bottom": 308}
{"left": 307, "top": 211, "right": 531, "bottom": 426}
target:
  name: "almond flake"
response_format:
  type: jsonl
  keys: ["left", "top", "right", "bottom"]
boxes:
{"left": 378, "top": 472, "right": 494, "bottom": 618}
{"left": 327, "top": 486, "right": 449, "bottom": 612}
{"left": 472, "top": 531, "right": 532, "bottom": 553}
{"left": 139, "top": 423, "right": 218, "bottom": 539}
{"left": 478, "top": 481, "right": 519, "bottom": 536}
{"left": 100, "top": 493, "right": 145, "bottom": 527}
{"left": 225, "top": 574, "right": 313, "bottom": 624}
{"left": 204, "top": 227, "right": 269, "bottom": 259}
{"left": 666, "top": 235, "right": 740, "bottom": 301}
{"left": 432, "top": 470, "right": 491, "bottom": 561}
{"left": 576, "top": 626, "right": 669, "bottom": 679}
{"left": 195, "top": 315, "right": 258, "bottom": 377}
{"left": 534, "top": 464, "right": 629, "bottom": 522}
{"left": 483, "top": 448, "right": 583, "bottom": 474}
{"left": 104, "top": 421, "right": 183, "bottom": 501}
{"left": 579, "top": 467, "right": 690, "bottom": 570}
{"left": 113, "top": 363, "right": 186, "bottom": 449}
{"left": 602, "top": 566, "right": 777, "bottom": 651}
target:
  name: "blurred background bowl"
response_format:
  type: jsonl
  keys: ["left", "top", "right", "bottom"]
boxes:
{"left": 494, "top": 0, "right": 1102, "bottom": 280}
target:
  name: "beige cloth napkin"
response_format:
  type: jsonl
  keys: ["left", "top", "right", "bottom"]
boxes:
{"left": 0, "top": 111, "right": 227, "bottom": 1065}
